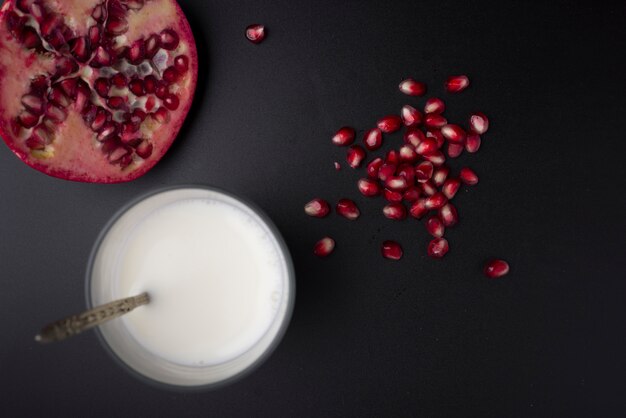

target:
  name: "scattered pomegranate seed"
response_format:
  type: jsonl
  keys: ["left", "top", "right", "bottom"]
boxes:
{"left": 398, "top": 78, "right": 426, "bottom": 96}
{"left": 426, "top": 216, "right": 445, "bottom": 238}
{"left": 427, "top": 237, "right": 449, "bottom": 258}
{"left": 382, "top": 240, "right": 403, "bottom": 260}
{"left": 424, "top": 97, "right": 445, "bottom": 114}
{"left": 358, "top": 178, "right": 382, "bottom": 197}
{"left": 384, "top": 188, "right": 403, "bottom": 203}
{"left": 409, "top": 199, "right": 429, "bottom": 219}
{"left": 396, "top": 163, "right": 415, "bottom": 184}
{"left": 460, "top": 167, "right": 479, "bottom": 185}
{"left": 445, "top": 75, "right": 470, "bottom": 93}
{"left": 424, "top": 114, "right": 447, "bottom": 128}
{"left": 377, "top": 115, "right": 402, "bottom": 133}
{"left": 432, "top": 166, "right": 450, "bottom": 186}
{"left": 334, "top": 161, "right": 341, "bottom": 170}
{"left": 442, "top": 178, "right": 461, "bottom": 199}
{"left": 383, "top": 203, "right": 407, "bottom": 220}
{"left": 404, "top": 128, "right": 425, "bottom": 147}
{"left": 423, "top": 150, "right": 446, "bottom": 166}
{"left": 304, "top": 198, "right": 330, "bottom": 218}
{"left": 332, "top": 126, "right": 356, "bottom": 146}
{"left": 363, "top": 128, "right": 383, "bottom": 150}
{"left": 469, "top": 112, "right": 489, "bottom": 134}
{"left": 378, "top": 163, "right": 397, "bottom": 182}
{"left": 336, "top": 199, "right": 360, "bottom": 220}
{"left": 399, "top": 144, "right": 418, "bottom": 163}
{"left": 415, "top": 138, "right": 438, "bottom": 156}
{"left": 403, "top": 186, "right": 421, "bottom": 202}
{"left": 465, "top": 134, "right": 481, "bottom": 153}
{"left": 447, "top": 143, "right": 464, "bottom": 158}
{"left": 346, "top": 145, "right": 366, "bottom": 168}
{"left": 421, "top": 180, "right": 437, "bottom": 196}
{"left": 484, "top": 259, "right": 510, "bottom": 278}
{"left": 314, "top": 237, "right": 335, "bottom": 257}
{"left": 386, "top": 176, "right": 408, "bottom": 192}
{"left": 385, "top": 150, "right": 400, "bottom": 165}
{"left": 401, "top": 105, "right": 422, "bottom": 127}
{"left": 441, "top": 124, "right": 467, "bottom": 144}
{"left": 367, "top": 157, "right": 383, "bottom": 178}
{"left": 426, "top": 129, "right": 445, "bottom": 148}
{"left": 438, "top": 203, "right": 458, "bottom": 227}
{"left": 424, "top": 192, "right": 448, "bottom": 210}
{"left": 415, "top": 161, "right": 434, "bottom": 183}
{"left": 245, "top": 24, "right": 266, "bottom": 44}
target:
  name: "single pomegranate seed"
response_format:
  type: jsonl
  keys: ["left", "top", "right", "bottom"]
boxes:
{"left": 438, "top": 203, "right": 458, "bottom": 227}
{"left": 95, "top": 78, "right": 110, "bottom": 98}
{"left": 426, "top": 129, "right": 445, "bottom": 148}
{"left": 447, "top": 143, "right": 464, "bottom": 158}
{"left": 383, "top": 203, "right": 407, "bottom": 221}
{"left": 106, "top": 17, "right": 129, "bottom": 36}
{"left": 152, "top": 107, "right": 169, "bottom": 124}
{"left": 91, "top": 108, "right": 108, "bottom": 131}
{"left": 88, "top": 25, "right": 101, "bottom": 45}
{"left": 45, "top": 103, "right": 67, "bottom": 122}
{"left": 91, "top": 4, "right": 106, "bottom": 22}
{"left": 465, "top": 133, "right": 481, "bottom": 153}
{"left": 334, "top": 162, "right": 341, "bottom": 170}
{"left": 155, "top": 82, "right": 169, "bottom": 99}
{"left": 163, "top": 94, "right": 180, "bottom": 111}
{"left": 421, "top": 180, "right": 437, "bottom": 196}
{"left": 111, "top": 73, "right": 128, "bottom": 88}
{"left": 134, "top": 140, "right": 152, "bottom": 159}
{"left": 399, "top": 78, "right": 426, "bottom": 96}
{"left": 21, "top": 95, "right": 43, "bottom": 115}
{"left": 415, "top": 161, "right": 434, "bottom": 183}
{"left": 484, "top": 259, "right": 510, "bottom": 278}
{"left": 441, "top": 124, "right": 467, "bottom": 144}
{"left": 415, "top": 138, "right": 438, "bottom": 156}
{"left": 401, "top": 105, "right": 422, "bottom": 127}
{"left": 381, "top": 240, "right": 403, "bottom": 260}
{"left": 468, "top": 112, "right": 489, "bottom": 135}
{"left": 423, "top": 150, "right": 445, "bottom": 166}
{"left": 385, "top": 150, "right": 400, "bottom": 165}
{"left": 336, "top": 199, "right": 360, "bottom": 220}
{"left": 445, "top": 75, "right": 470, "bottom": 93}
{"left": 424, "top": 97, "right": 445, "bottom": 114}
{"left": 129, "top": 79, "right": 145, "bottom": 96}
{"left": 460, "top": 167, "right": 479, "bottom": 185}
{"left": 358, "top": 178, "right": 381, "bottom": 197}
{"left": 160, "top": 28, "right": 180, "bottom": 49}
{"left": 107, "top": 96, "right": 125, "bottom": 109}
{"left": 145, "top": 34, "right": 161, "bottom": 58}
{"left": 404, "top": 128, "right": 425, "bottom": 147}
{"left": 144, "top": 75, "right": 157, "bottom": 94}
{"left": 403, "top": 186, "right": 421, "bottom": 202}
{"left": 432, "top": 166, "right": 450, "bottom": 186}
{"left": 426, "top": 216, "right": 445, "bottom": 238}
{"left": 332, "top": 126, "right": 355, "bottom": 146}
{"left": 18, "top": 111, "right": 39, "bottom": 128}
{"left": 424, "top": 192, "right": 448, "bottom": 210}
{"left": 245, "top": 24, "right": 266, "bottom": 44}
{"left": 47, "top": 87, "right": 70, "bottom": 108}
{"left": 314, "top": 237, "right": 335, "bottom": 257}
{"left": 131, "top": 109, "right": 147, "bottom": 123}
{"left": 409, "top": 199, "right": 429, "bottom": 219}
{"left": 396, "top": 163, "right": 415, "bottom": 184}
{"left": 304, "top": 198, "right": 331, "bottom": 217}
{"left": 396, "top": 145, "right": 416, "bottom": 163}
{"left": 367, "top": 157, "right": 383, "bottom": 178}
{"left": 386, "top": 176, "right": 408, "bottom": 192}
{"left": 377, "top": 115, "right": 402, "bottom": 133}
{"left": 442, "top": 178, "right": 461, "bottom": 199}
{"left": 175, "top": 55, "right": 190, "bottom": 73}
{"left": 163, "top": 67, "right": 179, "bottom": 83}
{"left": 427, "top": 237, "right": 449, "bottom": 258}
{"left": 72, "top": 35, "right": 92, "bottom": 60}
{"left": 346, "top": 145, "right": 366, "bottom": 168}
{"left": 384, "top": 188, "right": 403, "bottom": 203}
{"left": 363, "top": 128, "right": 383, "bottom": 150}
{"left": 377, "top": 163, "right": 397, "bottom": 182}
{"left": 424, "top": 114, "right": 447, "bottom": 128}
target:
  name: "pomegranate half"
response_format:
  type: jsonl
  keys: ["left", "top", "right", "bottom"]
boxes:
{"left": 0, "top": 0, "right": 198, "bottom": 183}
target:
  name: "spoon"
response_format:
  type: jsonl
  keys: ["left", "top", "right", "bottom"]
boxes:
{"left": 35, "top": 292, "right": 150, "bottom": 344}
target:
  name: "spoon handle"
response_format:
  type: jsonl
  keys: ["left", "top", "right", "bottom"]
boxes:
{"left": 36, "top": 292, "right": 150, "bottom": 344}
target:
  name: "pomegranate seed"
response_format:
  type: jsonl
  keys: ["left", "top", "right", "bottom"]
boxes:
{"left": 415, "top": 161, "right": 434, "bottom": 183}
{"left": 421, "top": 180, "right": 437, "bottom": 196}
{"left": 469, "top": 112, "right": 489, "bottom": 134}
{"left": 383, "top": 203, "right": 407, "bottom": 221}
{"left": 385, "top": 150, "right": 400, "bottom": 165}
{"left": 427, "top": 237, "right": 449, "bottom": 258}
{"left": 367, "top": 157, "right": 383, "bottom": 178}
{"left": 144, "top": 75, "right": 157, "bottom": 93}
{"left": 460, "top": 167, "right": 479, "bottom": 185}
{"left": 314, "top": 237, "right": 335, "bottom": 257}
{"left": 88, "top": 25, "right": 101, "bottom": 45}
{"left": 465, "top": 134, "right": 481, "bottom": 153}
{"left": 305, "top": 198, "right": 331, "bottom": 217}
{"left": 145, "top": 34, "right": 160, "bottom": 58}
{"left": 107, "top": 96, "right": 125, "bottom": 109}
{"left": 426, "top": 216, "right": 445, "bottom": 238}
{"left": 358, "top": 178, "right": 381, "bottom": 197}
{"left": 175, "top": 55, "right": 190, "bottom": 73}
{"left": 409, "top": 199, "right": 429, "bottom": 219}
{"left": 45, "top": 103, "right": 67, "bottom": 122}
{"left": 91, "top": 109, "right": 108, "bottom": 131}
{"left": 160, "top": 28, "right": 180, "bottom": 49}
{"left": 377, "top": 163, "right": 397, "bottom": 182}
{"left": 128, "top": 39, "right": 145, "bottom": 64}
{"left": 152, "top": 107, "right": 169, "bottom": 124}
{"left": 424, "top": 114, "right": 447, "bottom": 128}
{"left": 415, "top": 138, "right": 438, "bottom": 156}
{"left": 245, "top": 24, "right": 266, "bottom": 44}
{"left": 377, "top": 115, "right": 402, "bottom": 133}
{"left": 135, "top": 140, "right": 153, "bottom": 159}
{"left": 424, "top": 192, "right": 448, "bottom": 210}
{"left": 396, "top": 163, "right": 415, "bottom": 184}
{"left": 332, "top": 126, "right": 355, "bottom": 146}
{"left": 129, "top": 79, "right": 145, "bottom": 96}
{"left": 47, "top": 88, "right": 70, "bottom": 108}
{"left": 396, "top": 144, "right": 416, "bottom": 163}
{"left": 403, "top": 186, "right": 421, "bottom": 202}
{"left": 441, "top": 124, "right": 467, "bottom": 144}
{"left": 163, "top": 94, "right": 180, "bottom": 111}
{"left": 401, "top": 105, "right": 422, "bottom": 127}
{"left": 95, "top": 78, "right": 110, "bottom": 98}
{"left": 111, "top": 73, "right": 127, "bottom": 88}
{"left": 423, "top": 150, "right": 445, "bottom": 166}
{"left": 424, "top": 97, "right": 445, "bottom": 114}
{"left": 363, "top": 128, "right": 383, "bottom": 150}
{"left": 399, "top": 78, "right": 426, "bottom": 96}
{"left": 384, "top": 188, "right": 403, "bottom": 203}
{"left": 445, "top": 75, "right": 470, "bottom": 93}
{"left": 106, "top": 17, "right": 129, "bottom": 36}
{"left": 447, "top": 143, "right": 464, "bottom": 158}
{"left": 386, "top": 176, "right": 408, "bottom": 192}
{"left": 426, "top": 129, "right": 445, "bottom": 148}
{"left": 334, "top": 162, "right": 341, "bottom": 170}
{"left": 442, "top": 178, "right": 461, "bottom": 199}
{"left": 97, "top": 122, "right": 119, "bottom": 141}
{"left": 131, "top": 109, "right": 147, "bottom": 123}
{"left": 155, "top": 81, "right": 169, "bottom": 98}
{"left": 336, "top": 199, "right": 360, "bottom": 220}
{"left": 382, "top": 240, "right": 403, "bottom": 260}
{"left": 163, "top": 67, "right": 179, "bottom": 83}
{"left": 484, "top": 259, "right": 510, "bottom": 278}
{"left": 432, "top": 166, "right": 450, "bottom": 186}
{"left": 346, "top": 145, "right": 366, "bottom": 168}
{"left": 21, "top": 95, "right": 43, "bottom": 115}
{"left": 404, "top": 128, "right": 425, "bottom": 147}
{"left": 18, "top": 111, "right": 39, "bottom": 128}
{"left": 438, "top": 203, "right": 458, "bottom": 227}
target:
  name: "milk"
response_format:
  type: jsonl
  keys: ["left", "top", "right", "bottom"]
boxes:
{"left": 112, "top": 197, "right": 286, "bottom": 367}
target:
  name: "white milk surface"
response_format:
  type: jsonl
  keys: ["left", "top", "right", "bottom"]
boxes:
{"left": 115, "top": 198, "right": 284, "bottom": 367}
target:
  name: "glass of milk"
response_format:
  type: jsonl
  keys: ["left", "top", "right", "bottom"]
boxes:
{"left": 86, "top": 186, "right": 294, "bottom": 389}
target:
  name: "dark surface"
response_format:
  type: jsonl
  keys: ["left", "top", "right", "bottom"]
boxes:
{"left": 1, "top": 0, "right": 625, "bottom": 416}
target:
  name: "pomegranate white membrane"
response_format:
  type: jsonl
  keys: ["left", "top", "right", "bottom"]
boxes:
{"left": 88, "top": 187, "right": 293, "bottom": 388}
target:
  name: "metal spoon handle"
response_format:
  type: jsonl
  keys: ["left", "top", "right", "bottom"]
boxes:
{"left": 36, "top": 292, "right": 150, "bottom": 344}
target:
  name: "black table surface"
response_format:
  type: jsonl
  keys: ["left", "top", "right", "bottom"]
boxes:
{"left": 1, "top": 0, "right": 625, "bottom": 416}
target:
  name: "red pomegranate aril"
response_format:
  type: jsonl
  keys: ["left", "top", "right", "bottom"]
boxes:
{"left": 91, "top": 4, "right": 105, "bottom": 22}
{"left": 100, "top": 137, "right": 119, "bottom": 155}
{"left": 447, "top": 142, "right": 464, "bottom": 158}
{"left": 415, "top": 138, "right": 438, "bottom": 156}
{"left": 245, "top": 24, "right": 266, "bottom": 44}
{"left": 377, "top": 115, "right": 402, "bottom": 133}
{"left": 358, "top": 178, "right": 381, "bottom": 197}
{"left": 423, "top": 150, "right": 445, "bottom": 166}
{"left": 174, "top": 55, "right": 190, "bottom": 73}
{"left": 366, "top": 157, "right": 383, "bottom": 178}
{"left": 460, "top": 167, "right": 479, "bottom": 185}
{"left": 106, "top": 17, "right": 129, "bottom": 36}
{"left": 88, "top": 25, "right": 101, "bottom": 45}
{"left": 384, "top": 188, "right": 403, "bottom": 203}
{"left": 97, "top": 122, "right": 119, "bottom": 142}
{"left": 95, "top": 78, "right": 110, "bottom": 98}
{"left": 314, "top": 237, "right": 335, "bottom": 257}
{"left": 378, "top": 163, "right": 396, "bottom": 182}
{"left": 26, "top": 135, "right": 46, "bottom": 150}
{"left": 424, "top": 114, "right": 447, "bottom": 128}
{"left": 438, "top": 203, "right": 458, "bottom": 227}
{"left": 445, "top": 75, "right": 470, "bottom": 93}
{"left": 45, "top": 104, "right": 67, "bottom": 122}
{"left": 409, "top": 199, "right": 429, "bottom": 219}
{"left": 155, "top": 83, "right": 169, "bottom": 99}
{"left": 427, "top": 237, "right": 449, "bottom": 258}
{"left": 336, "top": 199, "right": 360, "bottom": 220}
{"left": 424, "top": 192, "right": 448, "bottom": 210}
{"left": 363, "top": 128, "right": 383, "bottom": 150}
{"left": 40, "top": 13, "right": 62, "bottom": 38}
{"left": 404, "top": 128, "right": 425, "bottom": 147}
{"left": 18, "top": 111, "right": 39, "bottom": 128}
{"left": 304, "top": 198, "right": 331, "bottom": 218}
{"left": 131, "top": 109, "right": 147, "bottom": 124}
{"left": 91, "top": 46, "right": 112, "bottom": 67}
{"left": 415, "top": 161, "right": 434, "bottom": 183}
{"left": 144, "top": 75, "right": 157, "bottom": 94}
{"left": 426, "top": 216, "right": 445, "bottom": 238}
{"left": 110, "top": 73, "right": 127, "bottom": 89}
{"left": 442, "top": 178, "right": 461, "bottom": 199}
{"left": 58, "top": 78, "right": 77, "bottom": 99}
{"left": 399, "top": 78, "right": 426, "bottom": 96}
{"left": 385, "top": 150, "right": 400, "bottom": 165}
{"left": 152, "top": 107, "right": 169, "bottom": 124}
{"left": 334, "top": 162, "right": 341, "bottom": 170}
{"left": 382, "top": 240, "right": 403, "bottom": 260}
{"left": 129, "top": 79, "right": 145, "bottom": 96}
{"left": 145, "top": 34, "right": 161, "bottom": 58}
{"left": 135, "top": 140, "right": 153, "bottom": 159}
{"left": 107, "top": 96, "right": 126, "bottom": 110}
{"left": 424, "top": 97, "right": 445, "bottom": 114}
{"left": 469, "top": 112, "right": 489, "bottom": 134}
{"left": 121, "top": 122, "right": 140, "bottom": 138}
{"left": 383, "top": 203, "right": 407, "bottom": 221}
{"left": 47, "top": 87, "right": 70, "bottom": 108}
{"left": 465, "top": 134, "right": 481, "bottom": 153}
{"left": 159, "top": 28, "right": 180, "bottom": 49}
{"left": 22, "top": 26, "right": 42, "bottom": 49}
{"left": 401, "top": 105, "right": 422, "bottom": 127}
{"left": 441, "top": 124, "right": 467, "bottom": 144}
{"left": 332, "top": 126, "right": 355, "bottom": 146}
{"left": 108, "top": 146, "right": 130, "bottom": 164}
{"left": 398, "top": 144, "right": 417, "bottom": 163}
{"left": 163, "top": 67, "right": 179, "bottom": 83}
{"left": 91, "top": 109, "right": 108, "bottom": 131}
{"left": 128, "top": 39, "right": 145, "bottom": 65}
{"left": 163, "top": 94, "right": 180, "bottom": 111}
{"left": 403, "top": 186, "right": 421, "bottom": 202}
{"left": 347, "top": 145, "right": 366, "bottom": 168}
{"left": 426, "top": 129, "right": 445, "bottom": 149}
{"left": 21, "top": 95, "right": 43, "bottom": 115}
{"left": 386, "top": 176, "right": 408, "bottom": 192}
{"left": 397, "top": 163, "right": 415, "bottom": 184}
{"left": 432, "top": 166, "right": 450, "bottom": 186}
{"left": 421, "top": 180, "right": 437, "bottom": 196}
{"left": 484, "top": 259, "right": 510, "bottom": 278}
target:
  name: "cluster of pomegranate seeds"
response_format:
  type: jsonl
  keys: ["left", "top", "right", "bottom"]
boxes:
{"left": 245, "top": 24, "right": 266, "bottom": 44}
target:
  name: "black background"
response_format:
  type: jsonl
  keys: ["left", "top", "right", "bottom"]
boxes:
{"left": 1, "top": 0, "right": 625, "bottom": 416}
